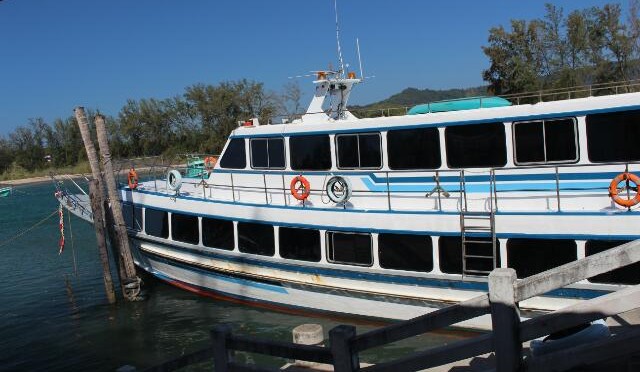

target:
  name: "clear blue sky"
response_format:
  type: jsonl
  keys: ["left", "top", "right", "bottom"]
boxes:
{"left": 0, "top": 0, "right": 621, "bottom": 134}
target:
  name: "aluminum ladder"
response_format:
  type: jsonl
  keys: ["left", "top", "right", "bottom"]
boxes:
{"left": 459, "top": 169, "right": 498, "bottom": 278}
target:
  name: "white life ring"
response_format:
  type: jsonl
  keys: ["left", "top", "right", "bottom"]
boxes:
{"left": 167, "top": 169, "right": 182, "bottom": 192}
{"left": 326, "top": 176, "right": 352, "bottom": 204}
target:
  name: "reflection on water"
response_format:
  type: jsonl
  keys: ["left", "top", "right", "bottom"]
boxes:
{"left": 0, "top": 182, "right": 474, "bottom": 371}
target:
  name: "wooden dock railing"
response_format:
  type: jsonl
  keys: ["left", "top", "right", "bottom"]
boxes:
{"left": 144, "top": 240, "right": 640, "bottom": 372}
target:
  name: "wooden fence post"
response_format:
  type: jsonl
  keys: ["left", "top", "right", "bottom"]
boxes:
{"left": 329, "top": 325, "right": 358, "bottom": 372}
{"left": 211, "top": 324, "right": 233, "bottom": 372}
{"left": 489, "top": 268, "right": 522, "bottom": 372}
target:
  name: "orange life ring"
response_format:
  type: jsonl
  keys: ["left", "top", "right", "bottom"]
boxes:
{"left": 204, "top": 156, "right": 217, "bottom": 170}
{"left": 608, "top": 172, "right": 640, "bottom": 207}
{"left": 290, "top": 175, "right": 311, "bottom": 201}
{"left": 128, "top": 168, "right": 139, "bottom": 189}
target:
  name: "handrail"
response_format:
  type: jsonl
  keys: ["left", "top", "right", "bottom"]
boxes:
{"left": 349, "top": 79, "right": 640, "bottom": 119}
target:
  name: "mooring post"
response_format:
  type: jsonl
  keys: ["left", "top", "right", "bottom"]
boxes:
{"left": 94, "top": 114, "right": 141, "bottom": 301}
{"left": 211, "top": 324, "right": 233, "bottom": 372}
{"left": 88, "top": 179, "right": 116, "bottom": 304}
{"left": 329, "top": 325, "right": 358, "bottom": 372}
{"left": 489, "top": 268, "right": 522, "bottom": 372}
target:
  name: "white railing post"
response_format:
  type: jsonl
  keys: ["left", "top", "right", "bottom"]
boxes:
{"left": 489, "top": 268, "right": 522, "bottom": 372}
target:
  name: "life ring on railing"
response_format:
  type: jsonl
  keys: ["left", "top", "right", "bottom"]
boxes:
{"left": 167, "top": 169, "right": 182, "bottom": 192}
{"left": 326, "top": 176, "right": 352, "bottom": 204}
{"left": 608, "top": 172, "right": 640, "bottom": 207}
{"left": 128, "top": 168, "right": 139, "bottom": 189}
{"left": 290, "top": 175, "right": 311, "bottom": 201}
{"left": 204, "top": 156, "right": 217, "bottom": 171}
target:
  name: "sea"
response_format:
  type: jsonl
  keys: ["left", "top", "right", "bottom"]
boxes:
{"left": 0, "top": 182, "right": 474, "bottom": 371}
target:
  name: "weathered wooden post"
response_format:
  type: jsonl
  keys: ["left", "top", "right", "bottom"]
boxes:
{"left": 329, "top": 324, "right": 358, "bottom": 372}
{"left": 76, "top": 107, "right": 120, "bottom": 302}
{"left": 94, "top": 114, "right": 141, "bottom": 300}
{"left": 211, "top": 324, "right": 234, "bottom": 372}
{"left": 489, "top": 268, "right": 522, "bottom": 372}
{"left": 88, "top": 179, "right": 116, "bottom": 304}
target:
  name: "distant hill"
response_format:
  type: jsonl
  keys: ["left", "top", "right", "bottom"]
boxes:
{"left": 350, "top": 86, "right": 490, "bottom": 117}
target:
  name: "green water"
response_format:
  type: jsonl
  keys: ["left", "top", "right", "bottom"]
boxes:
{"left": 0, "top": 182, "right": 473, "bottom": 371}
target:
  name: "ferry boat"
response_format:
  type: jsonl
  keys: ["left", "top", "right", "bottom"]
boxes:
{"left": 56, "top": 71, "right": 640, "bottom": 330}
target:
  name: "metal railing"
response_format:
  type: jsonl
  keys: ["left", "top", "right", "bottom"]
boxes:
{"left": 120, "top": 160, "right": 640, "bottom": 214}
{"left": 349, "top": 79, "right": 640, "bottom": 119}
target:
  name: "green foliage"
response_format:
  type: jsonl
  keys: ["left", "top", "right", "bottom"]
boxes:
{"left": 0, "top": 80, "right": 279, "bottom": 180}
{"left": 482, "top": 2, "right": 640, "bottom": 94}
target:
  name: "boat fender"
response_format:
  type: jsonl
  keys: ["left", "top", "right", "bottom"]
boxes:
{"left": 530, "top": 319, "right": 610, "bottom": 357}
{"left": 608, "top": 172, "right": 640, "bottom": 207}
{"left": 128, "top": 168, "right": 139, "bottom": 189}
{"left": 290, "top": 175, "right": 311, "bottom": 201}
{"left": 326, "top": 176, "right": 352, "bottom": 204}
{"left": 167, "top": 169, "right": 182, "bottom": 192}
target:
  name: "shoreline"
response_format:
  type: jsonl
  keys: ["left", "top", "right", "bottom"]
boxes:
{"left": 1, "top": 174, "right": 83, "bottom": 186}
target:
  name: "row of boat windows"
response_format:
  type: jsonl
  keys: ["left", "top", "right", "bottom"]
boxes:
{"left": 124, "top": 204, "right": 639, "bottom": 285}
{"left": 219, "top": 109, "right": 640, "bottom": 170}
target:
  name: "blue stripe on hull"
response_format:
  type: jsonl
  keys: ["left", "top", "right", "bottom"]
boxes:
{"left": 136, "top": 237, "right": 610, "bottom": 300}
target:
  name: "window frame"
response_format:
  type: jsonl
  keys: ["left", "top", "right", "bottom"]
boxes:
{"left": 335, "top": 132, "right": 383, "bottom": 170}
{"left": 326, "top": 231, "right": 373, "bottom": 267}
{"left": 387, "top": 127, "right": 442, "bottom": 170}
{"left": 249, "top": 137, "right": 286, "bottom": 170}
{"left": 219, "top": 138, "right": 247, "bottom": 169}
{"left": 445, "top": 122, "right": 507, "bottom": 168}
{"left": 289, "top": 134, "right": 332, "bottom": 171}
{"left": 512, "top": 117, "right": 579, "bottom": 165}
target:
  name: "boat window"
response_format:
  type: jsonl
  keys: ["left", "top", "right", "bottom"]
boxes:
{"left": 238, "top": 222, "right": 275, "bottom": 256}
{"left": 387, "top": 127, "right": 441, "bottom": 170}
{"left": 378, "top": 233, "right": 433, "bottom": 272}
{"left": 171, "top": 213, "right": 199, "bottom": 245}
{"left": 289, "top": 134, "right": 332, "bottom": 170}
{"left": 585, "top": 240, "right": 639, "bottom": 285}
{"left": 145, "top": 208, "right": 169, "bottom": 238}
{"left": 438, "top": 236, "right": 500, "bottom": 275}
{"left": 202, "top": 217, "right": 234, "bottom": 250}
{"left": 445, "top": 122, "right": 507, "bottom": 168}
{"left": 122, "top": 202, "right": 143, "bottom": 231}
{"left": 513, "top": 118, "right": 578, "bottom": 164}
{"left": 586, "top": 109, "right": 640, "bottom": 162}
{"left": 250, "top": 137, "right": 285, "bottom": 169}
{"left": 326, "top": 231, "right": 372, "bottom": 266}
{"left": 507, "top": 238, "right": 576, "bottom": 278}
{"left": 219, "top": 138, "right": 247, "bottom": 169}
{"left": 336, "top": 133, "right": 382, "bottom": 169}
{"left": 279, "top": 227, "right": 321, "bottom": 262}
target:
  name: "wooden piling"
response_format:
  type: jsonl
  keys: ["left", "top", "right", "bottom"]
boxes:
{"left": 488, "top": 268, "right": 522, "bottom": 372}
{"left": 88, "top": 179, "right": 117, "bottom": 304}
{"left": 75, "top": 106, "right": 119, "bottom": 304}
{"left": 94, "top": 114, "right": 140, "bottom": 300}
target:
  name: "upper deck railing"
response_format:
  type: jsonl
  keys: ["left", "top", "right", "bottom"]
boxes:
{"left": 114, "top": 158, "right": 640, "bottom": 214}
{"left": 348, "top": 78, "right": 640, "bottom": 119}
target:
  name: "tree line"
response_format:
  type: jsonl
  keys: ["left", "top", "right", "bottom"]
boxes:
{"left": 1, "top": 2, "right": 638, "bottom": 178}
{"left": 0, "top": 80, "right": 301, "bottom": 178}
{"left": 482, "top": 2, "right": 640, "bottom": 94}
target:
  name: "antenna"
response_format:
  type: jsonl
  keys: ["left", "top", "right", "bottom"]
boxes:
{"left": 356, "top": 38, "right": 364, "bottom": 81}
{"left": 334, "top": 0, "right": 345, "bottom": 77}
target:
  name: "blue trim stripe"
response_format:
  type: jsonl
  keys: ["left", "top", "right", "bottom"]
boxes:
{"left": 138, "top": 238, "right": 610, "bottom": 300}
